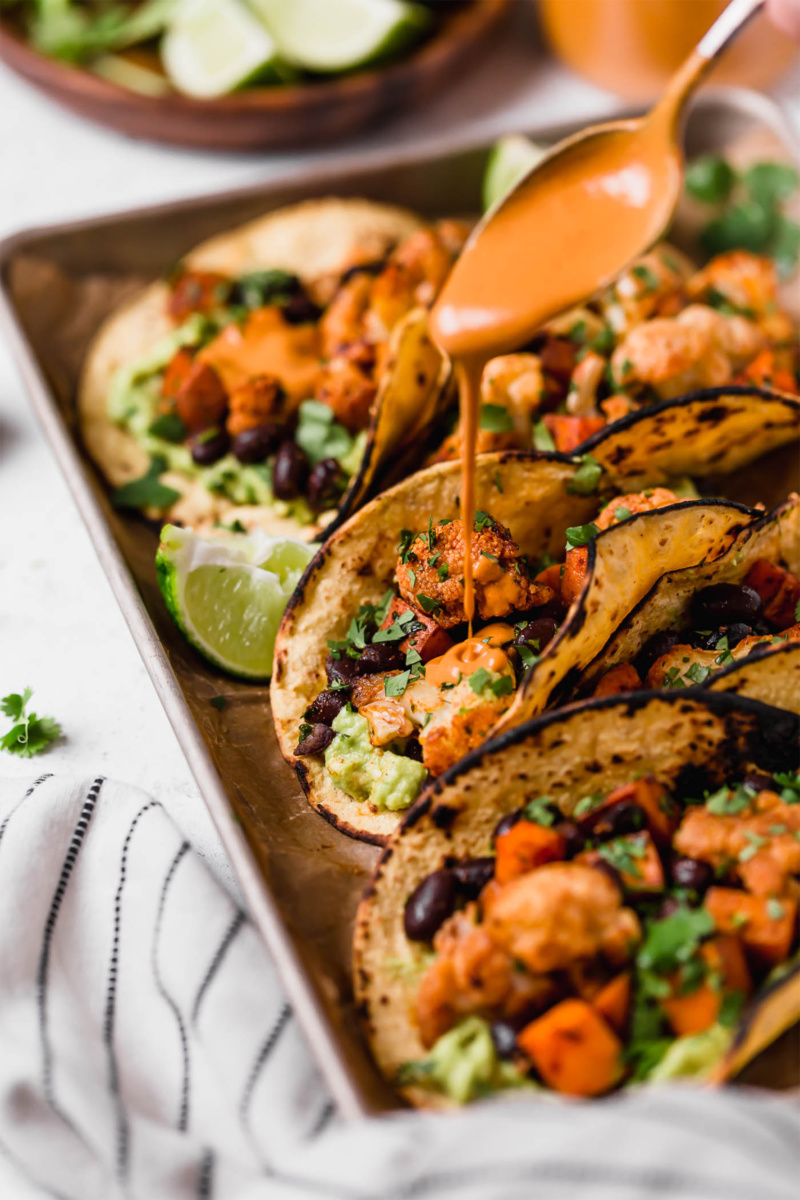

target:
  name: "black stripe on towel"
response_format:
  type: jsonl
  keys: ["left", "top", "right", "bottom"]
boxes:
{"left": 308, "top": 1101, "right": 336, "bottom": 1139}
{"left": 0, "top": 773, "right": 53, "bottom": 851}
{"left": 37, "top": 778, "right": 104, "bottom": 1107}
{"left": 104, "top": 800, "right": 161, "bottom": 1179}
{"left": 197, "top": 1147, "right": 214, "bottom": 1199}
{"left": 191, "top": 908, "right": 246, "bottom": 1026}
{"left": 239, "top": 1003, "right": 291, "bottom": 1157}
{"left": 152, "top": 841, "right": 192, "bottom": 1132}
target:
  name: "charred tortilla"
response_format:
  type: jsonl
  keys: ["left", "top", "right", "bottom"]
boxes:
{"left": 353, "top": 691, "right": 800, "bottom": 1108}
{"left": 79, "top": 197, "right": 448, "bottom": 538}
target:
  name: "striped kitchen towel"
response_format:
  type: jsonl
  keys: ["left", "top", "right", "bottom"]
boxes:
{"left": 0, "top": 773, "right": 797, "bottom": 1200}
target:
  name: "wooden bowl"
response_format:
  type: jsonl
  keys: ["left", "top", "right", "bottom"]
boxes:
{"left": 0, "top": 0, "right": 510, "bottom": 151}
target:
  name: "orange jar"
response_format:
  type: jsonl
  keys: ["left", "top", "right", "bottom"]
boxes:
{"left": 539, "top": 0, "right": 798, "bottom": 100}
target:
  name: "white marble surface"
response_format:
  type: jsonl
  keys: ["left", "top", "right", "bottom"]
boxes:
{"left": 0, "top": 6, "right": 798, "bottom": 895}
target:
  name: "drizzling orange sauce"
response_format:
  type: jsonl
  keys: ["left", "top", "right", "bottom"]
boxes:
{"left": 429, "top": 69, "right": 694, "bottom": 618}
{"left": 426, "top": 639, "right": 511, "bottom": 688}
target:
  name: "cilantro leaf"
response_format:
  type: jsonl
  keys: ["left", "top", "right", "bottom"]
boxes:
{"left": 148, "top": 412, "right": 187, "bottom": 443}
{"left": 532, "top": 420, "right": 556, "bottom": 452}
{"left": 523, "top": 796, "right": 555, "bottom": 826}
{"left": 490, "top": 674, "right": 514, "bottom": 698}
{"left": 565, "top": 522, "right": 599, "bottom": 550}
{"left": 416, "top": 593, "right": 441, "bottom": 615}
{"left": 237, "top": 268, "right": 299, "bottom": 308}
{"left": 744, "top": 162, "right": 799, "bottom": 207}
{"left": 468, "top": 668, "right": 493, "bottom": 695}
{"left": 295, "top": 400, "right": 353, "bottom": 467}
{"left": 385, "top": 671, "right": 411, "bottom": 698}
{"left": 637, "top": 906, "right": 714, "bottom": 976}
{"left": 479, "top": 404, "right": 514, "bottom": 433}
{"left": 685, "top": 155, "right": 737, "bottom": 204}
{"left": 0, "top": 689, "right": 61, "bottom": 758}
{"left": 209, "top": 695, "right": 227, "bottom": 710}
{"left": 110, "top": 456, "right": 181, "bottom": 511}
{"left": 566, "top": 454, "right": 602, "bottom": 496}
{"left": 613, "top": 506, "right": 632, "bottom": 523}
{"left": 474, "top": 511, "right": 497, "bottom": 532}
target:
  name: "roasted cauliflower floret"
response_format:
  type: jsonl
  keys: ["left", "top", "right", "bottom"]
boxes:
{"left": 365, "top": 226, "right": 455, "bottom": 341}
{"left": 484, "top": 862, "right": 641, "bottom": 974}
{"left": 599, "top": 244, "right": 694, "bottom": 335}
{"left": 315, "top": 356, "right": 376, "bottom": 432}
{"left": 419, "top": 666, "right": 516, "bottom": 775}
{"left": 319, "top": 272, "right": 372, "bottom": 359}
{"left": 226, "top": 373, "right": 283, "bottom": 436}
{"left": 674, "top": 788, "right": 800, "bottom": 897}
{"left": 595, "top": 487, "right": 679, "bottom": 531}
{"left": 686, "top": 250, "right": 779, "bottom": 317}
{"left": 431, "top": 354, "right": 545, "bottom": 463}
{"left": 396, "top": 516, "right": 550, "bottom": 628}
{"left": 646, "top": 624, "right": 800, "bottom": 690}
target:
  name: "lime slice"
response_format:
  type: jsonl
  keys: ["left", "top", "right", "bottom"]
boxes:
{"left": 156, "top": 525, "right": 316, "bottom": 679}
{"left": 162, "top": 0, "right": 287, "bottom": 98}
{"left": 482, "top": 135, "right": 548, "bottom": 213}
{"left": 248, "top": 0, "right": 431, "bottom": 74}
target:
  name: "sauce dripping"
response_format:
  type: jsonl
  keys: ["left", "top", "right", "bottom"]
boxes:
{"left": 426, "top": 639, "right": 511, "bottom": 688}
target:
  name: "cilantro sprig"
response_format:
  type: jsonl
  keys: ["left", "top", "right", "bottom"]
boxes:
{"left": 1, "top": 689, "right": 62, "bottom": 759}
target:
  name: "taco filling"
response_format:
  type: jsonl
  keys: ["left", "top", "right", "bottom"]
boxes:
{"left": 429, "top": 247, "right": 798, "bottom": 461}
{"left": 106, "top": 218, "right": 469, "bottom": 523}
{"left": 396, "top": 767, "right": 800, "bottom": 1103}
{"left": 294, "top": 486, "right": 683, "bottom": 810}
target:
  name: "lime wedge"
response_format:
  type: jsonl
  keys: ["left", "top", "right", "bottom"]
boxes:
{"left": 162, "top": 0, "right": 287, "bottom": 98}
{"left": 156, "top": 525, "right": 316, "bottom": 679}
{"left": 482, "top": 134, "right": 548, "bottom": 213}
{"left": 248, "top": 0, "right": 431, "bottom": 74}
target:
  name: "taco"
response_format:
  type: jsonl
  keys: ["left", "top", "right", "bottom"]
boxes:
{"left": 578, "top": 494, "right": 800, "bottom": 711}
{"left": 79, "top": 198, "right": 466, "bottom": 538}
{"left": 353, "top": 691, "right": 800, "bottom": 1108}
{"left": 427, "top": 246, "right": 799, "bottom": 466}
{"left": 271, "top": 451, "right": 757, "bottom": 843}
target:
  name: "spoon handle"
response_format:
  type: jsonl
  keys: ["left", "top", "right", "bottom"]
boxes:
{"left": 697, "top": 0, "right": 766, "bottom": 61}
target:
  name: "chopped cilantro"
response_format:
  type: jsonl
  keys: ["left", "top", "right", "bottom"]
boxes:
{"left": 437, "top": 563, "right": 449, "bottom": 581}
{"left": 685, "top": 662, "right": 710, "bottom": 685}
{"left": 385, "top": 671, "right": 411, "bottom": 698}
{"left": 637, "top": 906, "right": 714, "bottom": 976}
{"left": 598, "top": 834, "right": 646, "bottom": 878}
{"left": 774, "top": 771, "right": 800, "bottom": 803}
{"left": 573, "top": 793, "right": 604, "bottom": 818}
{"left": 298, "top": 722, "right": 313, "bottom": 739}
{"left": 209, "top": 695, "right": 227, "bottom": 711}
{"left": 686, "top": 155, "right": 737, "bottom": 204}
{"left": 706, "top": 784, "right": 753, "bottom": 816}
{"left": 111, "top": 455, "right": 181, "bottom": 511}
{"left": 148, "top": 412, "right": 187, "bottom": 443}
{"left": 532, "top": 420, "right": 556, "bottom": 452}
{"left": 398, "top": 530, "right": 415, "bottom": 562}
{"left": 523, "top": 796, "right": 556, "bottom": 826}
{"left": 295, "top": 399, "right": 353, "bottom": 466}
{"left": 738, "top": 832, "right": 769, "bottom": 863}
{"left": 568, "top": 319, "right": 587, "bottom": 343}
{"left": 474, "top": 511, "right": 496, "bottom": 532}
{"left": 566, "top": 454, "right": 602, "bottom": 496}
{"left": 718, "top": 989, "right": 745, "bottom": 1028}
{"left": 416, "top": 593, "right": 441, "bottom": 615}
{"left": 468, "top": 668, "right": 493, "bottom": 694}
{"left": 0, "top": 689, "right": 61, "bottom": 758}
{"left": 614, "top": 506, "right": 632, "bottom": 523}
{"left": 632, "top": 263, "right": 660, "bottom": 292}
{"left": 490, "top": 674, "right": 514, "bottom": 698}
{"left": 565, "top": 522, "right": 599, "bottom": 550}
{"left": 427, "top": 517, "right": 436, "bottom": 553}
{"left": 406, "top": 568, "right": 417, "bottom": 588}
{"left": 479, "top": 404, "right": 514, "bottom": 433}
{"left": 767, "top": 899, "right": 786, "bottom": 921}
{"left": 517, "top": 643, "right": 539, "bottom": 670}
{"left": 493, "top": 470, "right": 504, "bottom": 493}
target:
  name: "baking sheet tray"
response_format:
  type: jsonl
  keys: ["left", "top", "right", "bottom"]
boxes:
{"left": 1, "top": 88, "right": 798, "bottom": 1117}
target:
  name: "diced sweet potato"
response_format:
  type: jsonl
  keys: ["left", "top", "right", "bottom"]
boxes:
{"left": 161, "top": 348, "right": 195, "bottom": 401}
{"left": 603, "top": 777, "right": 679, "bottom": 846}
{"left": 175, "top": 362, "right": 228, "bottom": 434}
{"left": 593, "top": 664, "right": 641, "bottom": 698}
{"left": 534, "top": 563, "right": 564, "bottom": 593}
{"left": 578, "top": 832, "right": 665, "bottom": 894}
{"left": 593, "top": 972, "right": 631, "bottom": 1036}
{"left": 661, "top": 935, "right": 752, "bottom": 1036}
{"left": 705, "top": 887, "right": 798, "bottom": 972}
{"left": 379, "top": 597, "right": 452, "bottom": 663}
{"left": 494, "top": 821, "right": 566, "bottom": 885}
{"left": 561, "top": 546, "right": 588, "bottom": 605}
{"left": 543, "top": 413, "right": 606, "bottom": 454}
{"left": 168, "top": 269, "right": 230, "bottom": 322}
{"left": 744, "top": 559, "right": 800, "bottom": 631}
{"left": 539, "top": 336, "right": 578, "bottom": 384}
{"left": 518, "top": 999, "right": 623, "bottom": 1096}
{"left": 734, "top": 350, "right": 797, "bottom": 395}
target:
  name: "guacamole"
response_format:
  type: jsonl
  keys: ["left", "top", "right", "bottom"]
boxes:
{"left": 324, "top": 707, "right": 427, "bottom": 812}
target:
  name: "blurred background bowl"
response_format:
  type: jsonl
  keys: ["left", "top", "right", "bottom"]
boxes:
{"left": 0, "top": 0, "right": 510, "bottom": 151}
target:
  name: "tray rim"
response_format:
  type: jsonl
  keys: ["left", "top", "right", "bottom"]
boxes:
{"left": 1, "top": 84, "right": 797, "bottom": 1120}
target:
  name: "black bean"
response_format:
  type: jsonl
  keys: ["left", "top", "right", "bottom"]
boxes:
{"left": 273, "top": 440, "right": 309, "bottom": 500}
{"left": 588, "top": 800, "right": 646, "bottom": 840}
{"left": 453, "top": 857, "right": 495, "bottom": 898}
{"left": 554, "top": 820, "right": 585, "bottom": 858}
{"left": 232, "top": 422, "right": 285, "bottom": 464}
{"left": 703, "top": 623, "right": 752, "bottom": 651}
{"left": 493, "top": 809, "right": 523, "bottom": 841}
{"left": 190, "top": 427, "right": 230, "bottom": 466}
{"left": 308, "top": 458, "right": 346, "bottom": 510}
{"left": 294, "top": 723, "right": 335, "bottom": 756}
{"left": 403, "top": 736, "right": 423, "bottom": 763}
{"left": 671, "top": 856, "right": 714, "bottom": 893}
{"left": 404, "top": 869, "right": 457, "bottom": 941}
{"left": 356, "top": 643, "right": 407, "bottom": 675}
{"left": 326, "top": 652, "right": 359, "bottom": 687}
{"left": 490, "top": 1021, "right": 519, "bottom": 1060}
{"left": 691, "top": 583, "right": 762, "bottom": 627}
{"left": 305, "top": 689, "right": 347, "bottom": 726}
{"left": 743, "top": 771, "right": 776, "bottom": 793}
{"left": 636, "top": 629, "right": 682, "bottom": 676}
{"left": 281, "top": 292, "right": 322, "bottom": 325}
{"left": 514, "top": 617, "right": 559, "bottom": 654}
